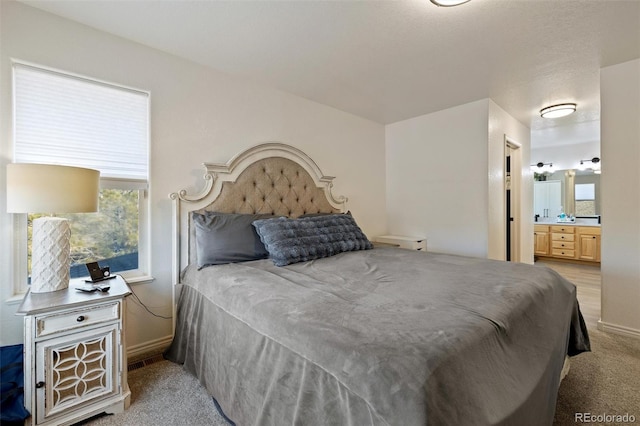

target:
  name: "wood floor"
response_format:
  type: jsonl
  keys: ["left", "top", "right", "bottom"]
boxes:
{"left": 535, "top": 259, "right": 601, "bottom": 330}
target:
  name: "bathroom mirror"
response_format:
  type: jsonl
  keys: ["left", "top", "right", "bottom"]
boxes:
{"left": 533, "top": 169, "right": 601, "bottom": 218}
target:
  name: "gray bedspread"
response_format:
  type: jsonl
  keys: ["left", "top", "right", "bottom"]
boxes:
{"left": 165, "top": 248, "right": 590, "bottom": 426}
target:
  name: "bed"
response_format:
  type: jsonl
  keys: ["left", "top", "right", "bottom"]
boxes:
{"left": 164, "top": 142, "right": 590, "bottom": 426}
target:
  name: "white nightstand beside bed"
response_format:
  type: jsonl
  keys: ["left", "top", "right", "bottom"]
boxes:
{"left": 374, "top": 235, "right": 427, "bottom": 251}
{"left": 16, "top": 276, "right": 131, "bottom": 426}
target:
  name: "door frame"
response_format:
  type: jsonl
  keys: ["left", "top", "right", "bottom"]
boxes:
{"left": 505, "top": 136, "right": 522, "bottom": 262}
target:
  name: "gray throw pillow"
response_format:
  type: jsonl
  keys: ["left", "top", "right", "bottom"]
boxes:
{"left": 193, "top": 212, "right": 273, "bottom": 269}
{"left": 252, "top": 214, "right": 372, "bottom": 267}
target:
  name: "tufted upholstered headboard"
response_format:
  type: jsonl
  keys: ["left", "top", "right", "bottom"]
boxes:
{"left": 170, "top": 143, "right": 347, "bottom": 285}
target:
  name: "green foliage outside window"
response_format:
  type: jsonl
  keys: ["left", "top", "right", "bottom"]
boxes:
{"left": 28, "top": 189, "right": 139, "bottom": 273}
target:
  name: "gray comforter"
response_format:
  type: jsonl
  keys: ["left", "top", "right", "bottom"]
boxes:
{"left": 165, "top": 248, "right": 590, "bottom": 426}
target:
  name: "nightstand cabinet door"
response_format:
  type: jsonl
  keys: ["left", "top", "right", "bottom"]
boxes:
{"left": 35, "top": 324, "right": 120, "bottom": 424}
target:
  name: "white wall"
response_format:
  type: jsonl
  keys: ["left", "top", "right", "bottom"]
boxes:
{"left": 0, "top": 1, "right": 386, "bottom": 348}
{"left": 531, "top": 140, "right": 600, "bottom": 171}
{"left": 385, "top": 99, "right": 532, "bottom": 261}
{"left": 599, "top": 58, "right": 640, "bottom": 337}
{"left": 385, "top": 100, "right": 489, "bottom": 257}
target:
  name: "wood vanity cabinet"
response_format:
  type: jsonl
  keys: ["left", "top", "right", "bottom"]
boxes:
{"left": 533, "top": 225, "right": 550, "bottom": 256}
{"left": 550, "top": 225, "right": 576, "bottom": 259}
{"left": 577, "top": 226, "right": 601, "bottom": 262}
{"left": 533, "top": 224, "right": 600, "bottom": 263}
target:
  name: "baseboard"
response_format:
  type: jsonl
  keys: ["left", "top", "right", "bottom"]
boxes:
{"left": 597, "top": 320, "right": 640, "bottom": 339}
{"left": 127, "top": 335, "right": 173, "bottom": 362}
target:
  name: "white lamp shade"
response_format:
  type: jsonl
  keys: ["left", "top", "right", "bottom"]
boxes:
{"left": 6, "top": 163, "right": 100, "bottom": 214}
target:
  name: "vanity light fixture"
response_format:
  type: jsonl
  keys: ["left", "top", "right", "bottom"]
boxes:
{"left": 430, "top": 0, "right": 471, "bottom": 6}
{"left": 578, "top": 157, "right": 601, "bottom": 173}
{"left": 531, "top": 162, "right": 555, "bottom": 173}
{"left": 540, "top": 103, "right": 577, "bottom": 119}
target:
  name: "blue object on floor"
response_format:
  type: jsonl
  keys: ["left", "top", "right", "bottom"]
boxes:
{"left": 212, "top": 396, "right": 235, "bottom": 426}
{"left": 1, "top": 344, "right": 30, "bottom": 425}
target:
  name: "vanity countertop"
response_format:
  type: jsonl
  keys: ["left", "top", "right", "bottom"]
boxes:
{"left": 534, "top": 220, "right": 600, "bottom": 227}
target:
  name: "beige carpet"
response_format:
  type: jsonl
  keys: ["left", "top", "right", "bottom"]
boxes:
{"left": 82, "top": 359, "right": 229, "bottom": 425}
{"left": 554, "top": 329, "right": 640, "bottom": 425}
{"left": 83, "top": 329, "right": 640, "bottom": 426}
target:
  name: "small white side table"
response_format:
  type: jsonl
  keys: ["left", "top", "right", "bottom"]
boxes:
{"left": 16, "top": 276, "right": 131, "bottom": 425}
{"left": 374, "top": 235, "right": 427, "bottom": 251}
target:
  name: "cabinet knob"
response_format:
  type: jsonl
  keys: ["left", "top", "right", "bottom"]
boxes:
{"left": 76, "top": 315, "right": 85, "bottom": 322}
{"left": 592, "top": 236, "right": 596, "bottom": 239}
{"left": 35, "top": 381, "right": 45, "bottom": 389}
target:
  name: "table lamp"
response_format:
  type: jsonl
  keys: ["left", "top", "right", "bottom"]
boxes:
{"left": 6, "top": 163, "right": 100, "bottom": 293}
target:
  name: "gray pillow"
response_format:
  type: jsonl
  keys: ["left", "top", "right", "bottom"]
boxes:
{"left": 193, "top": 212, "right": 273, "bottom": 269}
{"left": 252, "top": 214, "right": 372, "bottom": 267}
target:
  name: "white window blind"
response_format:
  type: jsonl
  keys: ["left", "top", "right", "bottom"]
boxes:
{"left": 13, "top": 63, "right": 149, "bottom": 181}
{"left": 575, "top": 183, "right": 595, "bottom": 200}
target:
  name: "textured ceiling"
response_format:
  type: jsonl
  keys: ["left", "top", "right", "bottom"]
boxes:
{"left": 19, "top": 0, "right": 640, "bottom": 145}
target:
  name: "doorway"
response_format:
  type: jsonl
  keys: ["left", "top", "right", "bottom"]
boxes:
{"left": 505, "top": 137, "right": 522, "bottom": 262}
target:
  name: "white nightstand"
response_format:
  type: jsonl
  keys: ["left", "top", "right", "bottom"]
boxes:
{"left": 374, "top": 235, "right": 427, "bottom": 251}
{"left": 16, "top": 276, "right": 131, "bottom": 426}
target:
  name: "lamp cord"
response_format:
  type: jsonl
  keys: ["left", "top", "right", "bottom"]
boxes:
{"left": 119, "top": 276, "right": 172, "bottom": 320}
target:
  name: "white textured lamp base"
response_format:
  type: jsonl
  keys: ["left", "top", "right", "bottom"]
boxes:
{"left": 31, "top": 217, "right": 71, "bottom": 293}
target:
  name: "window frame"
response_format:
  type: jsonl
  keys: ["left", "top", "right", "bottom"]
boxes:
{"left": 10, "top": 60, "right": 152, "bottom": 295}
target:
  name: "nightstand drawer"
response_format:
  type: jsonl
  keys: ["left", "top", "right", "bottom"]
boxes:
{"left": 36, "top": 302, "right": 120, "bottom": 338}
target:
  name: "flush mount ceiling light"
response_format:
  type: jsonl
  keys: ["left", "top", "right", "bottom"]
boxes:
{"left": 430, "top": 0, "right": 471, "bottom": 6}
{"left": 540, "top": 103, "right": 577, "bottom": 119}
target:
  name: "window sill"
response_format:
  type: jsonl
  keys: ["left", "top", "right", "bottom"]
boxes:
{"left": 5, "top": 293, "right": 26, "bottom": 305}
{"left": 120, "top": 274, "right": 155, "bottom": 285}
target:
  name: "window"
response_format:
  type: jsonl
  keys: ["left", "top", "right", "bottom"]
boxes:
{"left": 575, "top": 183, "right": 595, "bottom": 201}
{"left": 575, "top": 183, "right": 596, "bottom": 216}
{"left": 12, "top": 62, "right": 150, "bottom": 293}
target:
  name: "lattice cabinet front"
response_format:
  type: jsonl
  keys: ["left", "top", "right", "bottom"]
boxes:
{"left": 35, "top": 325, "right": 119, "bottom": 423}
{"left": 17, "top": 276, "right": 131, "bottom": 426}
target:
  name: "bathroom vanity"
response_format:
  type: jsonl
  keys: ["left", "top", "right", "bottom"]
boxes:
{"left": 534, "top": 222, "right": 601, "bottom": 263}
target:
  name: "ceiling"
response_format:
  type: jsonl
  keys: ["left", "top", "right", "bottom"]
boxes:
{"left": 20, "top": 0, "right": 640, "bottom": 144}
